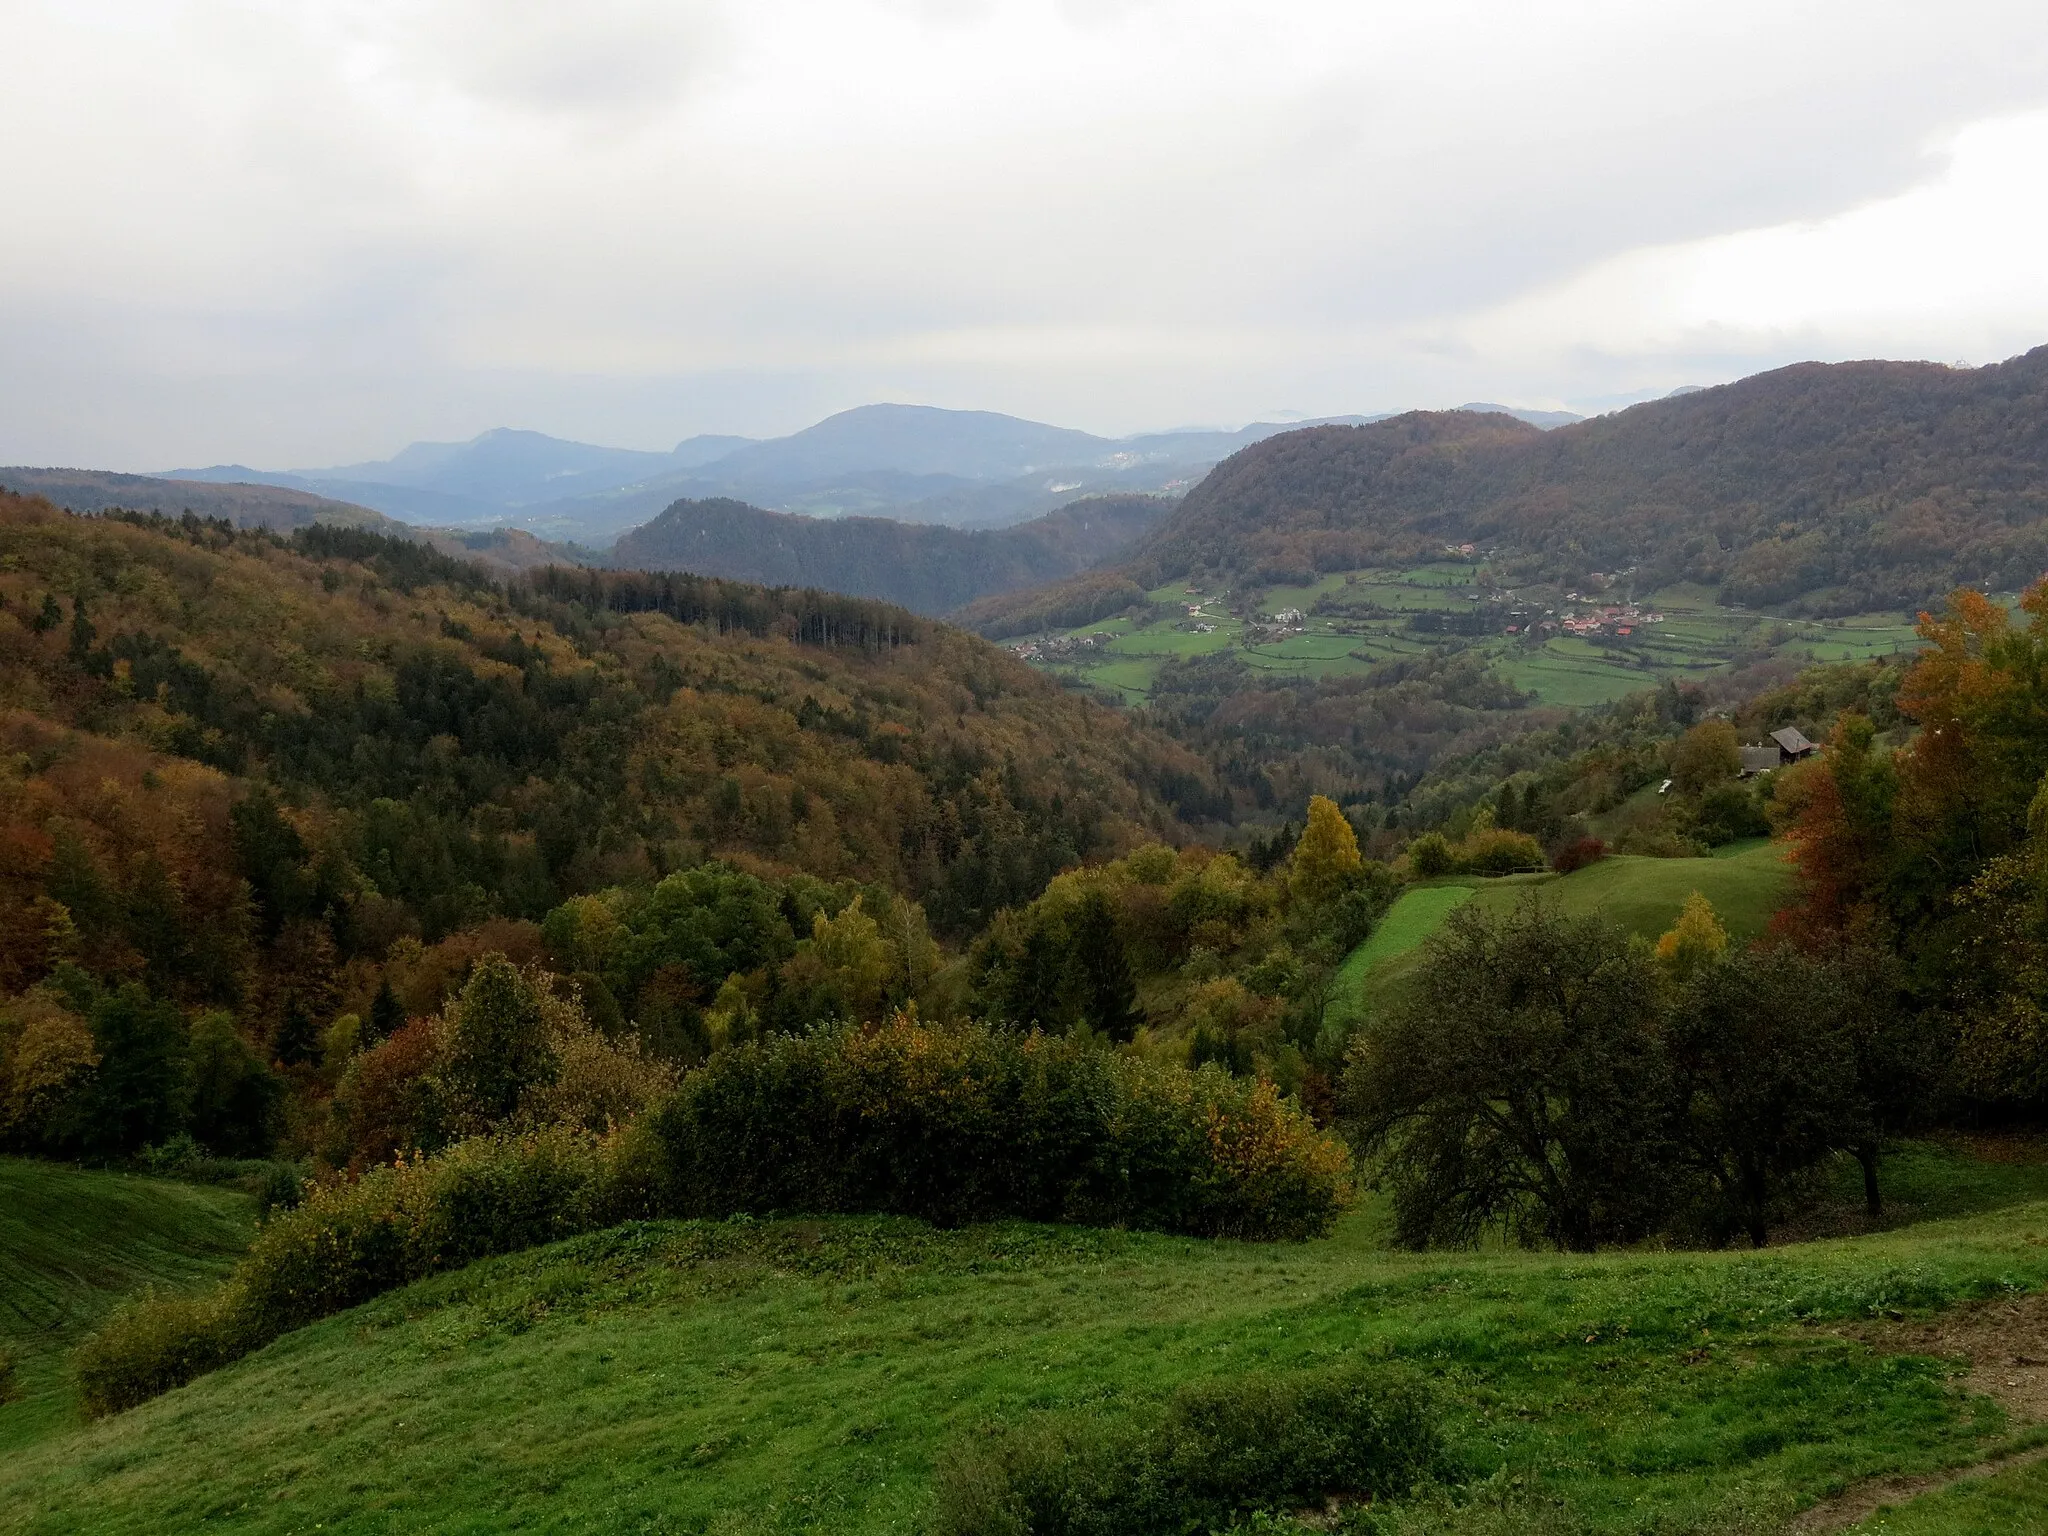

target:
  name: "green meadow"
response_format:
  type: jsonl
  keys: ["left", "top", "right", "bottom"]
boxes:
{"left": 0, "top": 1161, "right": 255, "bottom": 1453}
{"left": 1327, "top": 841, "right": 1794, "bottom": 1026}
{"left": 7, "top": 1148, "right": 2048, "bottom": 1534}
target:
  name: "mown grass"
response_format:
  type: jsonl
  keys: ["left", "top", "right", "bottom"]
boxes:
{"left": 1462, "top": 839, "right": 1791, "bottom": 942}
{"left": 1326, "top": 887, "right": 1478, "bottom": 1025}
{"left": 1500, "top": 650, "right": 1651, "bottom": 706}
{"left": 1329, "top": 842, "right": 1794, "bottom": 1026}
{"left": 0, "top": 1159, "right": 255, "bottom": 1452}
{"left": 8, "top": 1164, "right": 2048, "bottom": 1535}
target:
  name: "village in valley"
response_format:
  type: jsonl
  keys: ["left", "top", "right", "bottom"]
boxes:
{"left": 1005, "top": 547, "right": 1924, "bottom": 710}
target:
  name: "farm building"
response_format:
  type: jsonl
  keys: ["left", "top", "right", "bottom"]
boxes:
{"left": 1770, "top": 726, "right": 1820, "bottom": 761}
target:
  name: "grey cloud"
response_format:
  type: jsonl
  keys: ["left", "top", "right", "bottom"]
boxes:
{"left": 3, "top": 0, "right": 2047, "bottom": 467}
{"left": 399, "top": 0, "right": 725, "bottom": 117}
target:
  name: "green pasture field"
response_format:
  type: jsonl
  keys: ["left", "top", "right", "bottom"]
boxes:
{"left": 1461, "top": 837, "right": 1791, "bottom": 940}
{"left": 1498, "top": 649, "right": 1651, "bottom": 706}
{"left": 1328, "top": 841, "right": 1795, "bottom": 1026}
{"left": 9, "top": 1150, "right": 2048, "bottom": 1534}
{"left": 1792, "top": 622, "right": 1922, "bottom": 664}
{"left": 1102, "top": 627, "right": 1239, "bottom": 659}
{"left": 1324, "top": 885, "right": 1478, "bottom": 1028}
{"left": 1340, "top": 582, "right": 1476, "bottom": 612}
{"left": 1067, "top": 657, "right": 1161, "bottom": 700}
{"left": 1331, "top": 885, "right": 1476, "bottom": 988}
{"left": 0, "top": 1160, "right": 255, "bottom": 1452}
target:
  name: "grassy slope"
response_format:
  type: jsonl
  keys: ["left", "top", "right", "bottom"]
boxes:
{"left": 1327, "top": 886, "right": 1478, "bottom": 1023}
{"left": 0, "top": 1159, "right": 255, "bottom": 1451}
{"left": 1843, "top": 1456, "right": 2048, "bottom": 1534}
{"left": 6, "top": 1153, "right": 2048, "bottom": 1535}
{"left": 1460, "top": 838, "right": 1791, "bottom": 941}
{"left": 1330, "top": 841, "right": 1794, "bottom": 1024}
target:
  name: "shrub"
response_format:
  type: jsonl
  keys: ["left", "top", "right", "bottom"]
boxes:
{"left": 1691, "top": 781, "right": 1771, "bottom": 847}
{"left": 931, "top": 1361, "right": 1442, "bottom": 1536}
{"left": 1405, "top": 833, "right": 1455, "bottom": 878}
{"left": 328, "top": 956, "right": 671, "bottom": 1168}
{"left": 329, "top": 1017, "right": 449, "bottom": 1167}
{"left": 74, "top": 1126, "right": 640, "bottom": 1415}
{"left": 235, "top": 1129, "right": 621, "bottom": 1338}
{"left": 1549, "top": 836, "right": 1606, "bottom": 874}
{"left": 652, "top": 1015, "right": 1352, "bottom": 1239}
{"left": 1456, "top": 826, "right": 1547, "bottom": 876}
{"left": 0, "top": 990, "right": 98, "bottom": 1147}
{"left": 75, "top": 1293, "right": 240, "bottom": 1418}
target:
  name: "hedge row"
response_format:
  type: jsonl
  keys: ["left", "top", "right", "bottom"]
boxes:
{"left": 655, "top": 1018, "right": 1351, "bottom": 1239}
{"left": 77, "top": 1019, "right": 1352, "bottom": 1415}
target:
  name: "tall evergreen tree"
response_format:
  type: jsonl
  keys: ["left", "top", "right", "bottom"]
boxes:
{"left": 1070, "top": 891, "right": 1137, "bottom": 1042}
{"left": 367, "top": 978, "right": 406, "bottom": 1044}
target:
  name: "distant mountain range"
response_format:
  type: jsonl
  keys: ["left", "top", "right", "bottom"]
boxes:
{"left": 4, "top": 396, "right": 1590, "bottom": 615}
{"left": 160, "top": 401, "right": 1583, "bottom": 545}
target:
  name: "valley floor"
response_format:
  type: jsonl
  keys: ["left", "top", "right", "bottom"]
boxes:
{"left": 7, "top": 1147, "right": 2048, "bottom": 1534}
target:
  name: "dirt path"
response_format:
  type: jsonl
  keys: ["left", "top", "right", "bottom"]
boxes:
{"left": 1790, "top": 1293, "right": 2048, "bottom": 1532}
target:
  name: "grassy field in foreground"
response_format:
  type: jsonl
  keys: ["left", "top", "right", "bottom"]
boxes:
{"left": 1841, "top": 1454, "right": 2048, "bottom": 1534}
{"left": 6, "top": 1150, "right": 2048, "bottom": 1535}
{"left": 1329, "top": 841, "right": 1795, "bottom": 1026}
{"left": 0, "top": 1160, "right": 255, "bottom": 1453}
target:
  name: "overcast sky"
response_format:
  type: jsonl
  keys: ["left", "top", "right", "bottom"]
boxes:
{"left": 6, "top": 0, "right": 2048, "bottom": 469}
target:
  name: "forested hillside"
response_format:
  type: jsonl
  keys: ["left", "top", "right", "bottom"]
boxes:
{"left": 0, "top": 467, "right": 403, "bottom": 535}
{"left": 0, "top": 495, "right": 1213, "bottom": 1152}
{"left": 609, "top": 493, "right": 1169, "bottom": 616}
{"left": 969, "top": 346, "right": 2048, "bottom": 633}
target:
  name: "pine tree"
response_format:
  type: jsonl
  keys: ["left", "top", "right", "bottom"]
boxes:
{"left": 1069, "top": 891, "right": 1137, "bottom": 1042}
{"left": 367, "top": 979, "right": 406, "bottom": 1043}
{"left": 272, "top": 998, "right": 321, "bottom": 1066}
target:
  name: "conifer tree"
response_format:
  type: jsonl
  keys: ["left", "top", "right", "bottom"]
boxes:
{"left": 367, "top": 978, "right": 406, "bottom": 1044}
{"left": 1069, "top": 891, "right": 1137, "bottom": 1042}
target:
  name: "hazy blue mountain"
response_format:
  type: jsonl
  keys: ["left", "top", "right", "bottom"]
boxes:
{"left": 651, "top": 407, "right": 1396, "bottom": 533}
{"left": 316, "top": 428, "right": 676, "bottom": 499}
{"left": 699, "top": 404, "right": 1109, "bottom": 482}
{"left": 167, "top": 427, "right": 760, "bottom": 524}
{"left": 150, "top": 404, "right": 1439, "bottom": 544}
{"left": 1456, "top": 402, "right": 1587, "bottom": 429}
